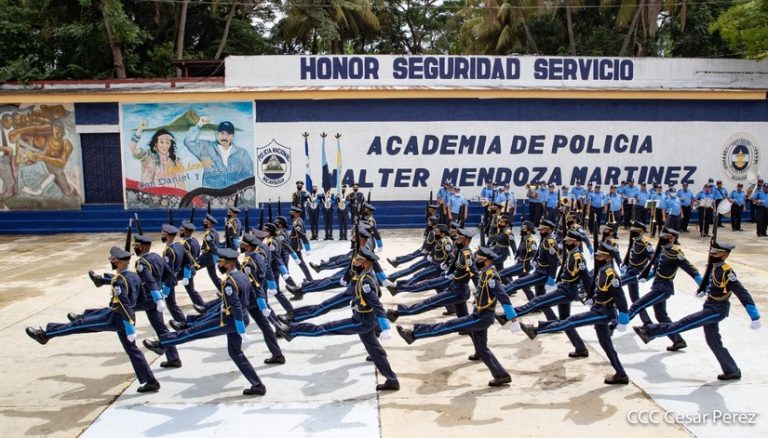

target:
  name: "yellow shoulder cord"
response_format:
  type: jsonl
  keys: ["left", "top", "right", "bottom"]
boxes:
{"left": 220, "top": 275, "right": 238, "bottom": 326}
{"left": 111, "top": 274, "right": 134, "bottom": 325}
{"left": 476, "top": 269, "right": 496, "bottom": 311}
{"left": 355, "top": 275, "right": 369, "bottom": 309}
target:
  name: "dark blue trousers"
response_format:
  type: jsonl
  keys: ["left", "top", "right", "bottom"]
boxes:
{"left": 182, "top": 273, "right": 206, "bottom": 306}
{"left": 504, "top": 270, "right": 547, "bottom": 300}
{"left": 318, "top": 254, "right": 352, "bottom": 271}
{"left": 165, "top": 284, "right": 186, "bottom": 323}
{"left": 646, "top": 301, "right": 738, "bottom": 373}
{"left": 398, "top": 264, "right": 442, "bottom": 290}
{"left": 397, "top": 282, "right": 470, "bottom": 316}
{"left": 302, "top": 268, "right": 346, "bottom": 293}
{"left": 160, "top": 314, "right": 263, "bottom": 387}
{"left": 289, "top": 312, "right": 397, "bottom": 381}
{"left": 46, "top": 309, "right": 155, "bottom": 384}
{"left": 205, "top": 264, "right": 222, "bottom": 291}
{"left": 517, "top": 284, "right": 585, "bottom": 352}
{"left": 621, "top": 267, "right": 652, "bottom": 325}
{"left": 292, "top": 291, "right": 351, "bottom": 322}
{"left": 389, "top": 258, "right": 431, "bottom": 281}
{"left": 134, "top": 300, "right": 181, "bottom": 362}
{"left": 397, "top": 275, "right": 452, "bottom": 294}
{"left": 392, "top": 249, "right": 425, "bottom": 266}
{"left": 247, "top": 306, "right": 282, "bottom": 358}
{"left": 413, "top": 311, "right": 509, "bottom": 378}
{"left": 270, "top": 265, "right": 294, "bottom": 313}
{"left": 628, "top": 281, "right": 683, "bottom": 344}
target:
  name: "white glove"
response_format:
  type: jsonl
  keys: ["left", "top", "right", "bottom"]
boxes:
{"left": 617, "top": 324, "right": 628, "bottom": 332}
{"left": 240, "top": 333, "right": 253, "bottom": 343}
{"left": 751, "top": 320, "right": 762, "bottom": 330}
{"left": 379, "top": 329, "right": 392, "bottom": 340}
{"left": 261, "top": 308, "right": 272, "bottom": 318}
{"left": 696, "top": 291, "right": 707, "bottom": 298}
{"left": 181, "top": 277, "right": 189, "bottom": 286}
{"left": 156, "top": 299, "right": 167, "bottom": 313}
{"left": 444, "top": 274, "right": 455, "bottom": 281}
{"left": 440, "top": 263, "right": 447, "bottom": 271}
{"left": 339, "top": 278, "right": 348, "bottom": 287}
{"left": 638, "top": 277, "right": 647, "bottom": 284}
{"left": 584, "top": 298, "right": 594, "bottom": 306}
{"left": 304, "top": 251, "right": 311, "bottom": 257}
{"left": 545, "top": 283, "right": 557, "bottom": 293}
{"left": 509, "top": 321, "right": 521, "bottom": 333}
{"left": 382, "top": 279, "right": 394, "bottom": 287}
{"left": 280, "top": 272, "right": 290, "bottom": 281}
{"left": 267, "top": 287, "right": 277, "bottom": 296}
{"left": 126, "top": 333, "right": 136, "bottom": 343}
{"left": 427, "top": 256, "right": 433, "bottom": 262}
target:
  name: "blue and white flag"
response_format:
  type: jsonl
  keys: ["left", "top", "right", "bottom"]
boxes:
{"left": 321, "top": 134, "right": 332, "bottom": 192}
{"left": 304, "top": 134, "right": 313, "bottom": 189}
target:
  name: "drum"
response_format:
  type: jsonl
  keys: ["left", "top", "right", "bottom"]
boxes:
{"left": 717, "top": 198, "right": 732, "bottom": 216}
{"left": 700, "top": 198, "right": 714, "bottom": 209}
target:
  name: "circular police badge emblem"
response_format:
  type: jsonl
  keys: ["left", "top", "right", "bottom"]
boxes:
{"left": 721, "top": 134, "right": 760, "bottom": 181}
{"left": 257, "top": 139, "right": 292, "bottom": 187}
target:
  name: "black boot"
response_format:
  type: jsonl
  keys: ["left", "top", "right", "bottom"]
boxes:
{"left": 488, "top": 374, "right": 512, "bottom": 387}
{"left": 666, "top": 340, "right": 687, "bottom": 351}
{"left": 264, "top": 355, "right": 286, "bottom": 365}
{"left": 568, "top": 350, "right": 589, "bottom": 358}
{"left": 169, "top": 320, "right": 187, "bottom": 331}
{"left": 25, "top": 327, "right": 48, "bottom": 345}
{"left": 396, "top": 325, "right": 415, "bottom": 345}
{"left": 137, "top": 380, "right": 161, "bottom": 393}
{"left": 376, "top": 380, "right": 400, "bottom": 391}
{"left": 387, "top": 257, "right": 399, "bottom": 268}
{"left": 67, "top": 312, "right": 83, "bottom": 322}
{"left": 520, "top": 323, "right": 538, "bottom": 340}
{"left": 717, "top": 371, "right": 742, "bottom": 381}
{"left": 386, "top": 309, "right": 399, "bottom": 322}
{"left": 633, "top": 325, "right": 651, "bottom": 344}
{"left": 143, "top": 339, "right": 166, "bottom": 355}
{"left": 243, "top": 384, "right": 267, "bottom": 396}
{"left": 160, "top": 359, "right": 182, "bottom": 368}
{"left": 604, "top": 374, "right": 629, "bottom": 385}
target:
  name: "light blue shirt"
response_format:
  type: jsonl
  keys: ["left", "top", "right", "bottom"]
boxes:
{"left": 480, "top": 187, "right": 496, "bottom": 201}
{"left": 607, "top": 193, "right": 622, "bottom": 211}
{"left": 184, "top": 125, "right": 253, "bottom": 188}
{"left": 588, "top": 192, "right": 606, "bottom": 208}
{"left": 677, "top": 188, "right": 693, "bottom": 207}
{"left": 448, "top": 193, "right": 468, "bottom": 214}
{"left": 637, "top": 189, "right": 650, "bottom": 205}
{"left": 571, "top": 186, "right": 586, "bottom": 200}
{"left": 623, "top": 185, "right": 639, "bottom": 198}
{"left": 545, "top": 190, "right": 559, "bottom": 209}
{"left": 663, "top": 196, "right": 682, "bottom": 216}
{"left": 730, "top": 190, "right": 746, "bottom": 207}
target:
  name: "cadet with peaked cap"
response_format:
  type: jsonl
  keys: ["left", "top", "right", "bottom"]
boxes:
{"left": 519, "top": 240, "right": 631, "bottom": 385}
{"left": 387, "top": 215, "right": 439, "bottom": 269}
{"left": 197, "top": 213, "right": 222, "bottom": 290}
{"left": 225, "top": 206, "right": 243, "bottom": 250}
{"left": 160, "top": 223, "right": 187, "bottom": 323}
{"left": 491, "top": 213, "right": 516, "bottom": 270}
{"left": 145, "top": 247, "right": 268, "bottom": 396}
{"left": 337, "top": 184, "right": 350, "bottom": 240}
{"left": 498, "top": 220, "right": 537, "bottom": 299}
{"left": 397, "top": 246, "right": 516, "bottom": 387}
{"left": 388, "top": 223, "right": 452, "bottom": 294}
{"left": 273, "top": 248, "right": 400, "bottom": 392}
{"left": 634, "top": 242, "right": 761, "bottom": 380}
{"left": 386, "top": 227, "right": 477, "bottom": 320}
{"left": 258, "top": 222, "right": 297, "bottom": 315}
{"left": 499, "top": 228, "right": 592, "bottom": 359}
{"left": 178, "top": 220, "right": 205, "bottom": 307}
{"left": 361, "top": 203, "right": 384, "bottom": 250}
{"left": 288, "top": 206, "right": 314, "bottom": 282}
{"left": 628, "top": 227, "right": 703, "bottom": 352}
{"left": 26, "top": 247, "right": 161, "bottom": 393}
{"left": 502, "top": 219, "right": 560, "bottom": 300}
{"left": 618, "top": 221, "right": 655, "bottom": 326}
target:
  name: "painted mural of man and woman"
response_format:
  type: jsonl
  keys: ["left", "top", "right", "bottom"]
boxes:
{"left": 124, "top": 102, "right": 255, "bottom": 209}
{"left": 0, "top": 104, "right": 83, "bottom": 210}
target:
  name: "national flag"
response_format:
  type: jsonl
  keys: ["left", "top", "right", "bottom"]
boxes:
{"left": 321, "top": 134, "right": 332, "bottom": 192}
{"left": 335, "top": 135, "right": 342, "bottom": 193}
{"left": 304, "top": 134, "right": 313, "bottom": 189}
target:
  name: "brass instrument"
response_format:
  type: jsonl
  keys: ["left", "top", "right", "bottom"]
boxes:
{"left": 338, "top": 187, "right": 347, "bottom": 210}
{"left": 323, "top": 191, "right": 332, "bottom": 209}
{"left": 526, "top": 184, "right": 538, "bottom": 200}
{"left": 560, "top": 196, "right": 572, "bottom": 209}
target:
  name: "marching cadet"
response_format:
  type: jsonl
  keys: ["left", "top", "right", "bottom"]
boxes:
{"left": 628, "top": 228, "right": 703, "bottom": 351}
{"left": 322, "top": 188, "right": 335, "bottom": 240}
{"left": 678, "top": 181, "right": 694, "bottom": 232}
{"left": 518, "top": 241, "right": 631, "bottom": 385}
{"left": 503, "top": 219, "right": 560, "bottom": 300}
{"left": 498, "top": 229, "right": 592, "bottom": 359}
{"left": 273, "top": 248, "right": 400, "bottom": 392}
{"left": 292, "top": 180, "right": 309, "bottom": 219}
{"left": 634, "top": 242, "right": 761, "bottom": 380}
{"left": 728, "top": 183, "right": 746, "bottom": 231}
{"left": 619, "top": 221, "right": 655, "bottom": 326}
{"left": 361, "top": 203, "right": 384, "bottom": 250}
{"left": 385, "top": 227, "right": 477, "bottom": 321}
{"left": 491, "top": 212, "right": 516, "bottom": 270}
{"left": 160, "top": 224, "right": 187, "bottom": 323}
{"left": 289, "top": 206, "right": 314, "bottom": 281}
{"left": 386, "top": 215, "right": 437, "bottom": 270}
{"left": 307, "top": 185, "right": 321, "bottom": 240}
{"left": 225, "top": 206, "right": 243, "bottom": 250}
{"left": 144, "top": 248, "right": 268, "bottom": 396}
{"left": 260, "top": 222, "right": 297, "bottom": 313}
{"left": 26, "top": 247, "right": 161, "bottom": 393}
{"left": 498, "top": 220, "right": 536, "bottom": 299}
{"left": 197, "top": 213, "right": 222, "bottom": 290}
{"left": 337, "top": 185, "right": 350, "bottom": 239}
{"left": 397, "top": 247, "right": 517, "bottom": 387}
{"left": 387, "top": 223, "right": 451, "bottom": 294}
{"left": 179, "top": 221, "right": 206, "bottom": 307}
{"left": 487, "top": 202, "right": 503, "bottom": 244}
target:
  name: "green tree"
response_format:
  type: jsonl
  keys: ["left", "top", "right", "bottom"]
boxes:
{"left": 711, "top": 0, "right": 768, "bottom": 59}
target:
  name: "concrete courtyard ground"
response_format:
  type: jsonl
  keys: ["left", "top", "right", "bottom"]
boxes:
{"left": 0, "top": 223, "right": 766, "bottom": 437}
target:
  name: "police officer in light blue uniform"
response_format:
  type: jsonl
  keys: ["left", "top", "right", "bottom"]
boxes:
{"left": 26, "top": 247, "right": 161, "bottom": 393}
{"left": 448, "top": 186, "right": 469, "bottom": 223}
{"left": 634, "top": 242, "right": 761, "bottom": 381}
{"left": 527, "top": 182, "right": 544, "bottom": 226}
{"left": 274, "top": 248, "right": 400, "bottom": 392}
{"left": 545, "top": 183, "right": 559, "bottom": 222}
{"left": 662, "top": 186, "right": 682, "bottom": 231}
{"left": 605, "top": 185, "right": 623, "bottom": 235}
{"left": 695, "top": 184, "right": 717, "bottom": 237}
{"left": 751, "top": 182, "right": 768, "bottom": 236}
{"left": 648, "top": 184, "right": 666, "bottom": 237}
{"left": 714, "top": 180, "right": 728, "bottom": 228}
{"left": 184, "top": 119, "right": 253, "bottom": 188}
{"left": 144, "top": 247, "right": 268, "bottom": 396}
{"left": 729, "top": 183, "right": 746, "bottom": 231}
{"left": 396, "top": 246, "right": 516, "bottom": 387}
{"left": 587, "top": 184, "right": 606, "bottom": 233}
{"left": 636, "top": 182, "right": 650, "bottom": 223}
{"left": 677, "top": 181, "right": 693, "bottom": 232}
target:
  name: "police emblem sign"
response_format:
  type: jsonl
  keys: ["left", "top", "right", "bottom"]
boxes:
{"left": 257, "top": 139, "right": 291, "bottom": 187}
{"left": 721, "top": 134, "right": 760, "bottom": 182}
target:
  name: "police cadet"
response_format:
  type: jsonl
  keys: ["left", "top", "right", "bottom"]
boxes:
{"left": 487, "top": 202, "right": 503, "bottom": 244}
{"left": 197, "top": 213, "right": 222, "bottom": 290}
{"left": 289, "top": 206, "right": 314, "bottom": 280}
{"left": 629, "top": 228, "right": 703, "bottom": 351}
{"left": 274, "top": 248, "right": 400, "bottom": 392}
{"left": 396, "top": 247, "right": 516, "bottom": 388}
{"left": 619, "top": 221, "right": 655, "bottom": 326}
{"left": 662, "top": 185, "right": 683, "bottom": 231}
{"left": 347, "top": 182, "right": 366, "bottom": 222}
{"left": 179, "top": 221, "right": 206, "bottom": 307}
{"left": 260, "top": 222, "right": 298, "bottom": 312}
{"left": 678, "top": 181, "right": 694, "bottom": 232}
{"left": 386, "top": 227, "right": 477, "bottom": 321}
{"left": 636, "top": 182, "right": 650, "bottom": 223}
{"left": 387, "top": 215, "right": 438, "bottom": 270}
{"left": 322, "top": 188, "right": 335, "bottom": 240}
{"left": 132, "top": 233, "right": 183, "bottom": 368}
{"left": 519, "top": 240, "right": 631, "bottom": 385}
{"left": 160, "top": 224, "right": 187, "bottom": 323}
{"left": 634, "top": 242, "right": 761, "bottom": 380}
{"left": 499, "top": 229, "right": 592, "bottom": 358}
{"left": 750, "top": 182, "right": 768, "bottom": 236}
{"left": 225, "top": 206, "right": 243, "bottom": 250}
{"left": 337, "top": 185, "right": 350, "bottom": 240}
{"left": 26, "top": 247, "right": 161, "bottom": 393}
{"left": 729, "top": 183, "right": 746, "bottom": 231}
{"left": 499, "top": 220, "right": 537, "bottom": 299}
{"left": 587, "top": 184, "right": 606, "bottom": 233}
{"left": 144, "top": 248, "right": 268, "bottom": 396}
{"left": 361, "top": 203, "right": 384, "bottom": 250}
{"left": 503, "top": 219, "right": 560, "bottom": 300}
{"left": 292, "top": 180, "right": 309, "bottom": 219}
{"left": 307, "top": 185, "right": 321, "bottom": 240}
{"left": 388, "top": 223, "right": 452, "bottom": 294}
{"left": 240, "top": 233, "right": 286, "bottom": 364}
{"left": 491, "top": 212, "right": 516, "bottom": 270}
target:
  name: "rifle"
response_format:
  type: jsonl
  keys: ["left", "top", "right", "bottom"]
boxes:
{"left": 695, "top": 209, "right": 719, "bottom": 295}
{"left": 555, "top": 201, "right": 568, "bottom": 281}
{"left": 188, "top": 207, "right": 195, "bottom": 225}
{"left": 639, "top": 233, "right": 662, "bottom": 280}
{"left": 458, "top": 204, "right": 466, "bottom": 228}
{"left": 426, "top": 190, "right": 433, "bottom": 222}
{"left": 268, "top": 199, "right": 273, "bottom": 223}
{"left": 258, "top": 203, "right": 264, "bottom": 230}
{"left": 207, "top": 201, "right": 212, "bottom": 215}
{"left": 134, "top": 213, "right": 144, "bottom": 235}
{"left": 367, "top": 190, "right": 371, "bottom": 203}
{"left": 479, "top": 214, "right": 487, "bottom": 247}
{"left": 582, "top": 212, "right": 600, "bottom": 301}
{"left": 277, "top": 197, "right": 282, "bottom": 216}
{"left": 124, "top": 218, "right": 133, "bottom": 252}
{"left": 167, "top": 209, "right": 174, "bottom": 226}
{"left": 622, "top": 227, "right": 632, "bottom": 267}
{"left": 245, "top": 207, "right": 251, "bottom": 233}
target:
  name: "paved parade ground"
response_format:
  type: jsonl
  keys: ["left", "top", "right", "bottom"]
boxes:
{"left": 0, "top": 226, "right": 766, "bottom": 437}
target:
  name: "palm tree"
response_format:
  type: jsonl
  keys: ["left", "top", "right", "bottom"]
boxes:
{"left": 605, "top": 0, "right": 688, "bottom": 55}
{"left": 460, "top": 0, "right": 541, "bottom": 54}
